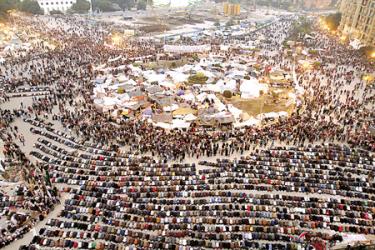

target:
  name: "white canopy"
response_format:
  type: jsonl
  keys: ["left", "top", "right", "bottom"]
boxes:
{"left": 215, "top": 79, "right": 237, "bottom": 93}
{"left": 240, "top": 78, "right": 268, "bottom": 99}
{"left": 184, "top": 113, "right": 197, "bottom": 121}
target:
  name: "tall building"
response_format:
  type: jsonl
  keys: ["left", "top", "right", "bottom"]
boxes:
{"left": 339, "top": 0, "right": 375, "bottom": 46}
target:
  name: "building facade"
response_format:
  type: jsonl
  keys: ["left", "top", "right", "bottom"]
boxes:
{"left": 223, "top": 2, "right": 240, "bottom": 16}
{"left": 339, "top": 0, "right": 375, "bottom": 46}
{"left": 37, "top": 0, "right": 91, "bottom": 14}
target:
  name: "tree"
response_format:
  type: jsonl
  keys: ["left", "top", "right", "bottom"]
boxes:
{"left": 188, "top": 72, "right": 208, "bottom": 85}
{"left": 0, "top": 0, "right": 15, "bottom": 19}
{"left": 137, "top": 0, "right": 146, "bottom": 10}
{"left": 223, "top": 90, "right": 233, "bottom": 98}
{"left": 70, "top": 0, "right": 91, "bottom": 13}
{"left": 50, "top": 9, "right": 64, "bottom": 15}
{"left": 18, "top": 0, "right": 43, "bottom": 14}
{"left": 92, "top": 0, "right": 119, "bottom": 12}
{"left": 112, "top": 0, "right": 135, "bottom": 10}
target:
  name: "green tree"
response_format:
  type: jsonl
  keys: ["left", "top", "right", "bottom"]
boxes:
{"left": 18, "top": 0, "right": 43, "bottom": 14}
{"left": 92, "top": 0, "right": 119, "bottom": 12}
{"left": 50, "top": 9, "right": 64, "bottom": 14}
{"left": 112, "top": 0, "right": 134, "bottom": 10}
{"left": 188, "top": 72, "right": 208, "bottom": 85}
{"left": 70, "top": 0, "right": 91, "bottom": 13}
{"left": 137, "top": 0, "right": 146, "bottom": 10}
{"left": 223, "top": 90, "right": 233, "bottom": 98}
{"left": 0, "top": 0, "right": 15, "bottom": 19}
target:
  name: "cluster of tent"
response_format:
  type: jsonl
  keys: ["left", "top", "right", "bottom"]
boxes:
{"left": 92, "top": 52, "right": 294, "bottom": 129}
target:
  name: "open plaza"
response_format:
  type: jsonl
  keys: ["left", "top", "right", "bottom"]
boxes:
{"left": 0, "top": 1, "right": 374, "bottom": 249}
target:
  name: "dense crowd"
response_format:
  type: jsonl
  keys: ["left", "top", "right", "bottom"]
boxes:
{"left": 0, "top": 12, "right": 374, "bottom": 250}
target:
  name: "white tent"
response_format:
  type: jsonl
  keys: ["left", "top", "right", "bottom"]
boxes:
{"left": 0, "top": 158, "right": 4, "bottom": 172}
{"left": 227, "top": 104, "right": 243, "bottom": 120}
{"left": 201, "top": 84, "right": 221, "bottom": 93}
{"left": 167, "top": 71, "right": 189, "bottom": 83}
{"left": 215, "top": 79, "right": 237, "bottom": 93}
{"left": 127, "top": 79, "right": 137, "bottom": 86}
{"left": 240, "top": 78, "right": 268, "bottom": 99}
{"left": 117, "top": 74, "right": 127, "bottom": 83}
{"left": 171, "top": 119, "right": 191, "bottom": 129}
{"left": 234, "top": 117, "right": 260, "bottom": 128}
{"left": 159, "top": 81, "right": 176, "bottom": 89}
{"left": 184, "top": 113, "right": 197, "bottom": 121}
{"left": 180, "top": 93, "right": 195, "bottom": 102}
{"left": 155, "top": 122, "right": 172, "bottom": 130}
{"left": 163, "top": 104, "right": 179, "bottom": 112}
{"left": 143, "top": 71, "right": 166, "bottom": 83}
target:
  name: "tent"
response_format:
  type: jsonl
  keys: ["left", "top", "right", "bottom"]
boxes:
{"left": 215, "top": 79, "right": 237, "bottom": 93}
{"left": 180, "top": 93, "right": 195, "bottom": 102}
{"left": 184, "top": 113, "right": 197, "bottom": 121}
{"left": 0, "top": 158, "right": 4, "bottom": 172}
{"left": 142, "top": 108, "right": 153, "bottom": 117}
{"left": 234, "top": 117, "right": 260, "bottom": 128}
{"left": 240, "top": 78, "right": 268, "bottom": 99}
{"left": 155, "top": 122, "right": 172, "bottom": 130}
{"left": 153, "top": 113, "right": 173, "bottom": 123}
{"left": 167, "top": 71, "right": 189, "bottom": 83}
{"left": 163, "top": 104, "right": 179, "bottom": 112}
{"left": 171, "top": 119, "right": 191, "bottom": 129}
{"left": 227, "top": 104, "right": 243, "bottom": 120}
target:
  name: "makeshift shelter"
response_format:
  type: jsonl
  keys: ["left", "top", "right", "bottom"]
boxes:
{"left": 234, "top": 117, "right": 260, "bottom": 128}
{"left": 146, "top": 85, "right": 164, "bottom": 94}
{"left": 215, "top": 79, "right": 237, "bottom": 93}
{"left": 184, "top": 113, "right": 197, "bottom": 121}
{"left": 163, "top": 104, "right": 179, "bottom": 112}
{"left": 240, "top": 78, "right": 268, "bottom": 99}
{"left": 152, "top": 113, "right": 173, "bottom": 123}
{"left": 171, "top": 119, "right": 191, "bottom": 129}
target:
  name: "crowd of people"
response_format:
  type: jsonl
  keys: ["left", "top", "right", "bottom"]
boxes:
{"left": 0, "top": 11, "right": 374, "bottom": 250}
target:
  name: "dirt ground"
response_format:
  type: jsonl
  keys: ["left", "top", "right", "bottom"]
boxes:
{"left": 224, "top": 87, "right": 296, "bottom": 117}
